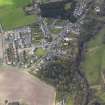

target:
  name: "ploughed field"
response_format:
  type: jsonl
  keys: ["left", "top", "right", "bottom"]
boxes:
{"left": 0, "top": 66, "right": 55, "bottom": 105}
{"left": 0, "top": 0, "right": 35, "bottom": 30}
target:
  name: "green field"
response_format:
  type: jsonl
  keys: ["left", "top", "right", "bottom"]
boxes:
{"left": 35, "top": 48, "right": 47, "bottom": 58}
{"left": 66, "top": 96, "right": 73, "bottom": 105}
{"left": 82, "top": 28, "right": 105, "bottom": 85}
{"left": 0, "top": 0, "right": 36, "bottom": 30}
{"left": 81, "top": 27, "right": 105, "bottom": 103}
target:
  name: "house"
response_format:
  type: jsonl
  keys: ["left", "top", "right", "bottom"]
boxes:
{"left": 95, "top": 6, "right": 100, "bottom": 12}
{"left": 3, "top": 27, "right": 32, "bottom": 66}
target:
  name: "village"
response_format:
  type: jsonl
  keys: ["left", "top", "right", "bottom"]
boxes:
{"left": 0, "top": 18, "right": 79, "bottom": 70}
{"left": 1, "top": 0, "right": 105, "bottom": 105}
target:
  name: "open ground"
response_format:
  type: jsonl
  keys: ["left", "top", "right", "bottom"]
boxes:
{"left": 0, "top": 66, "right": 55, "bottom": 105}
{"left": 82, "top": 27, "right": 105, "bottom": 85}
{"left": 82, "top": 27, "right": 105, "bottom": 103}
{"left": 0, "top": 0, "right": 36, "bottom": 30}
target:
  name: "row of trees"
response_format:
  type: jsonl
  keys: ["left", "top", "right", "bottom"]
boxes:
{"left": 80, "top": 17, "right": 104, "bottom": 43}
{"left": 37, "top": 58, "right": 75, "bottom": 95}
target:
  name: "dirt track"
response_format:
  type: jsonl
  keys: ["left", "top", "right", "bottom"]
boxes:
{"left": 0, "top": 66, "right": 55, "bottom": 105}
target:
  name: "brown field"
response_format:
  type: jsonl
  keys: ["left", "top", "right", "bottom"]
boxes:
{"left": 0, "top": 66, "right": 55, "bottom": 105}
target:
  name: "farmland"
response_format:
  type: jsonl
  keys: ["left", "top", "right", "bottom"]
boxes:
{"left": 82, "top": 27, "right": 105, "bottom": 85}
{"left": 0, "top": 66, "right": 55, "bottom": 105}
{"left": 81, "top": 25, "right": 105, "bottom": 103}
{"left": 0, "top": 0, "right": 36, "bottom": 30}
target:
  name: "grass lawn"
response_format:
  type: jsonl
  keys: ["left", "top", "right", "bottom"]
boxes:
{"left": 64, "top": 3, "right": 72, "bottom": 11}
{"left": 95, "top": 89, "right": 105, "bottom": 103}
{"left": 82, "top": 28, "right": 105, "bottom": 85}
{"left": 51, "top": 28, "right": 61, "bottom": 34}
{"left": 0, "top": 0, "right": 36, "bottom": 30}
{"left": 66, "top": 96, "right": 73, "bottom": 105}
{"left": 82, "top": 27, "right": 105, "bottom": 103}
{"left": 35, "top": 48, "right": 47, "bottom": 58}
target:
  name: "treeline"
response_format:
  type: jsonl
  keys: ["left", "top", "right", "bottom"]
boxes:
{"left": 37, "top": 56, "right": 90, "bottom": 105}
{"left": 80, "top": 17, "right": 104, "bottom": 43}
{"left": 37, "top": 58, "right": 75, "bottom": 97}
{"left": 39, "top": 0, "right": 77, "bottom": 21}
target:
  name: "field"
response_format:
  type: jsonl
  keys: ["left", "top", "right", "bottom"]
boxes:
{"left": 0, "top": 0, "right": 36, "bottom": 30}
{"left": 0, "top": 66, "right": 55, "bottom": 105}
{"left": 35, "top": 48, "right": 47, "bottom": 57}
{"left": 81, "top": 27, "right": 105, "bottom": 103}
{"left": 82, "top": 28, "right": 105, "bottom": 85}
{"left": 66, "top": 96, "right": 73, "bottom": 105}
